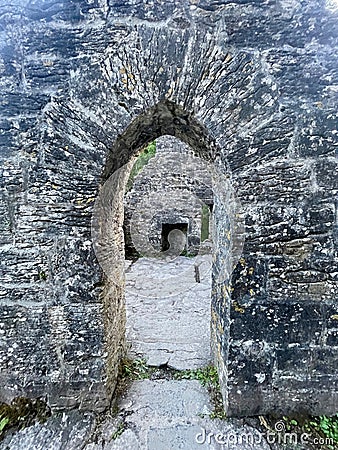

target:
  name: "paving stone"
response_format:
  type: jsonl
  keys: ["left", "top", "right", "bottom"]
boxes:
{"left": 125, "top": 255, "right": 212, "bottom": 369}
{"left": 104, "top": 379, "right": 271, "bottom": 450}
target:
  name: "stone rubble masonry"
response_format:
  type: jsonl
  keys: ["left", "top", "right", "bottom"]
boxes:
{"left": 0, "top": 0, "right": 337, "bottom": 416}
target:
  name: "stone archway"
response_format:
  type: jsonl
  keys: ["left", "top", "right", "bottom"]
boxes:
{"left": 92, "top": 100, "right": 239, "bottom": 413}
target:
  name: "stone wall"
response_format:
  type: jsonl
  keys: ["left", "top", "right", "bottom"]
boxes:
{"left": 0, "top": 0, "right": 337, "bottom": 416}
{"left": 124, "top": 135, "right": 213, "bottom": 258}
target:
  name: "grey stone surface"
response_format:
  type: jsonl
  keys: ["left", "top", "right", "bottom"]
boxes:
{"left": 125, "top": 255, "right": 212, "bottom": 369}
{"left": 87, "top": 380, "right": 271, "bottom": 450}
{"left": 0, "top": 410, "right": 96, "bottom": 450}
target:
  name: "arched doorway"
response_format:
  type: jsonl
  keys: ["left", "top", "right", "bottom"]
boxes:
{"left": 123, "top": 134, "right": 214, "bottom": 370}
{"left": 91, "top": 100, "right": 242, "bottom": 412}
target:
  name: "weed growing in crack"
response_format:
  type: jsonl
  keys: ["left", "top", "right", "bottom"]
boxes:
{"left": 120, "top": 357, "right": 156, "bottom": 380}
{"left": 313, "top": 415, "right": 338, "bottom": 445}
{"left": 111, "top": 422, "right": 125, "bottom": 440}
{"left": 174, "top": 365, "right": 226, "bottom": 420}
{"left": 173, "top": 365, "right": 218, "bottom": 387}
{"left": 253, "top": 413, "right": 338, "bottom": 450}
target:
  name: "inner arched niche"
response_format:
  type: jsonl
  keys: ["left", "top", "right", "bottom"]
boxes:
{"left": 94, "top": 100, "right": 233, "bottom": 409}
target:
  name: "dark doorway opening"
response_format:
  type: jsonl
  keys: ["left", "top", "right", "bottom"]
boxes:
{"left": 161, "top": 223, "right": 188, "bottom": 252}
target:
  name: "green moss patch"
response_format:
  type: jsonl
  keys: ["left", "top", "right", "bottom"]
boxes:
{"left": 126, "top": 141, "right": 156, "bottom": 192}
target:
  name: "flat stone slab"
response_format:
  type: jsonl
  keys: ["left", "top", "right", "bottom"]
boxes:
{"left": 85, "top": 379, "right": 271, "bottom": 450}
{"left": 119, "top": 379, "right": 213, "bottom": 422}
{"left": 125, "top": 255, "right": 212, "bottom": 369}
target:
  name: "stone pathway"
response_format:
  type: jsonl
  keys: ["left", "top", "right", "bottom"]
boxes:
{"left": 85, "top": 379, "right": 271, "bottom": 450}
{"left": 1, "top": 256, "right": 273, "bottom": 450}
{"left": 125, "top": 255, "right": 212, "bottom": 369}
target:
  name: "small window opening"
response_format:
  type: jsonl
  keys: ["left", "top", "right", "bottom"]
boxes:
{"left": 161, "top": 223, "right": 188, "bottom": 252}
